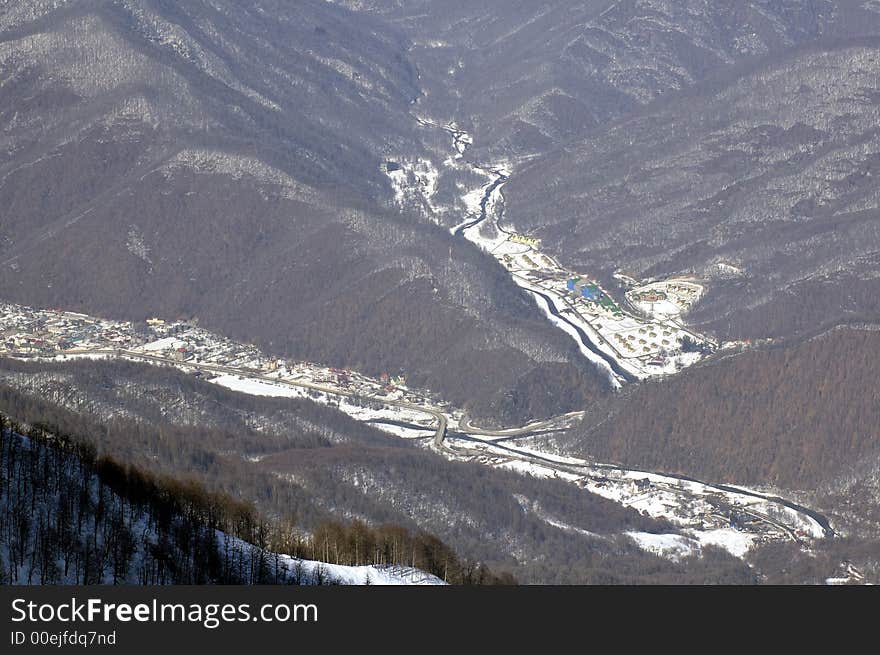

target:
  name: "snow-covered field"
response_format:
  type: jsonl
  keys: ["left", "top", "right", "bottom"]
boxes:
{"left": 625, "top": 532, "right": 698, "bottom": 561}
{"left": 625, "top": 279, "right": 704, "bottom": 319}
{"left": 274, "top": 556, "right": 444, "bottom": 585}
{"left": 210, "top": 374, "right": 438, "bottom": 440}
{"left": 451, "top": 167, "right": 713, "bottom": 380}
{"left": 220, "top": 534, "right": 444, "bottom": 586}
{"left": 626, "top": 529, "right": 756, "bottom": 561}
{"left": 142, "top": 336, "right": 187, "bottom": 351}
{"left": 0, "top": 300, "right": 831, "bottom": 563}
{"left": 439, "top": 432, "right": 827, "bottom": 560}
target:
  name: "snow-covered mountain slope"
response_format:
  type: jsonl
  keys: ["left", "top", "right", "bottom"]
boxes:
{"left": 505, "top": 38, "right": 880, "bottom": 340}
{"left": 0, "top": 0, "right": 610, "bottom": 423}
{"left": 0, "top": 358, "right": 763, "bottom": 584}
{"left": 219, "top": 535, "right": 444, "bottom": 586}
{"left": 342, "top": 0, "right": 833, "bottom": 155}
{"left": 338, "top": 1, "right": 880, "bottom": 343}
{"left": 0, "top": 427, "right": 443, "bottom": 585}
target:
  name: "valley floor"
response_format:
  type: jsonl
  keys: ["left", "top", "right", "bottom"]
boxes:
{"left": 404, "top": 119, "right": 716, "bottom": 386}
{"left": 0, "top": 301, "right": 834, "bottom": 563}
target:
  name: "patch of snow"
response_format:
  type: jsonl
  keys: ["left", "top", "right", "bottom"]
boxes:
{"left": 165, "top": 150, "right": 320, "bottom": 203}
{"left": 626, "top": 531, "right": 698, "bottom": 561}
{"left": 527, "top": 287, "right": 624, "bottom": 389}
{"left": 141, "top": 337, "right": 187, "bottom": 352}
{"left": 687, "top": 528, "right": 756, "bottom": 558}
{"left": 126, "top": 224, "right": 153, "bottom": 267}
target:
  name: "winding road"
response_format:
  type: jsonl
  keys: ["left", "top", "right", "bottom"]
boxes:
{"left": 51, "top": 343, "right": 834, "bottom": 544}
{"left": 443, "top": 128, "right": 637, "bottom": 384}
{"left": 49, "top": 125, "right": 837, "bottom": 550}
{"left": 417, "top": 119, "right": 837, "bottom": 543}
{"left": 60, "top": 347, "right": 450, "bottom": 446}
{"left": 445, "top": 430, "right": 834, "bottom": 541}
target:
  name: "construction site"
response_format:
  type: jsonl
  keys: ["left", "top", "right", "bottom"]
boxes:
{"left": 458, "top": 206, "right": 714, "bottom": 381}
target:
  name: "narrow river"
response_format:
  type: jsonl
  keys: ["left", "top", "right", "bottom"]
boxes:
{"left": 412, "top": 117, "right": 836, "bottom": 547}
{"left": 448, "top": 139, "right": 634, "bottom": 384}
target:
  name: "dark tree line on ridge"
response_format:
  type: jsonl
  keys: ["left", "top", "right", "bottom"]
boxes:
{"left": 6, "top": 356, "right": 863, "bottom": 584}
{"left": 572, "top": 328, "right": 880, "bottom": 489}
{"left": 0, "top": 410, "right": 512, "bottom": 585}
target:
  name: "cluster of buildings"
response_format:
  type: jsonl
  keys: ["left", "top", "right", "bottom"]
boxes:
{"left": 632, "top": 289, "right": 667, "bottom": 303}
{"left": 485, "top": 232, "right": 707, "bottom": 376}
{"left": 626, "top": 280, "right": 704, "bottom": 318}
{"left": 0, "top": 307, "right": 140, "bottom": 356}
{"left": 0, "top": 302, "right": 445, "bottom": 417}
{"left": 509, "top": 233, "right": 541, "bottom": 248}
{"left": 610, "top": 324, "right": 675, "bottom": 360}
{"left": 565, "top": 277, "right": 622, "bottom": 314}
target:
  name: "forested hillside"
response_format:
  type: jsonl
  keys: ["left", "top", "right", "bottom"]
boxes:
{"left": 345, "top": 0, "right": 832, "bottom": 156}
{"left": 569, "top": 328, "right": 880, "bottom": 490}
{"left": 0, "top": 414, "right": 504, "bottom": 585}
{"left": 0, "top": 0, "right": 609, "bottom": 425}
{"left": 506, "top": 38, "right": 880, "bottom": 341}
{"left": 4, "top": 0, "right": 880, "bottom": 587}
{"left": 0, "top": 358, "right": 762, "bottom": 584}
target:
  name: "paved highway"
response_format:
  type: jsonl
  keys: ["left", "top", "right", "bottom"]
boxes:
{"left": 447, "top": 431, "right": 835, "bottom": 541}
{"left": 54, "top": 346, "right": 833, "bottom": 543}
{"left": 458, "top": 411, "right": 584, "bottom": 437}
{"left": 60, "top": 348, "right": 450, "bottom": 446}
